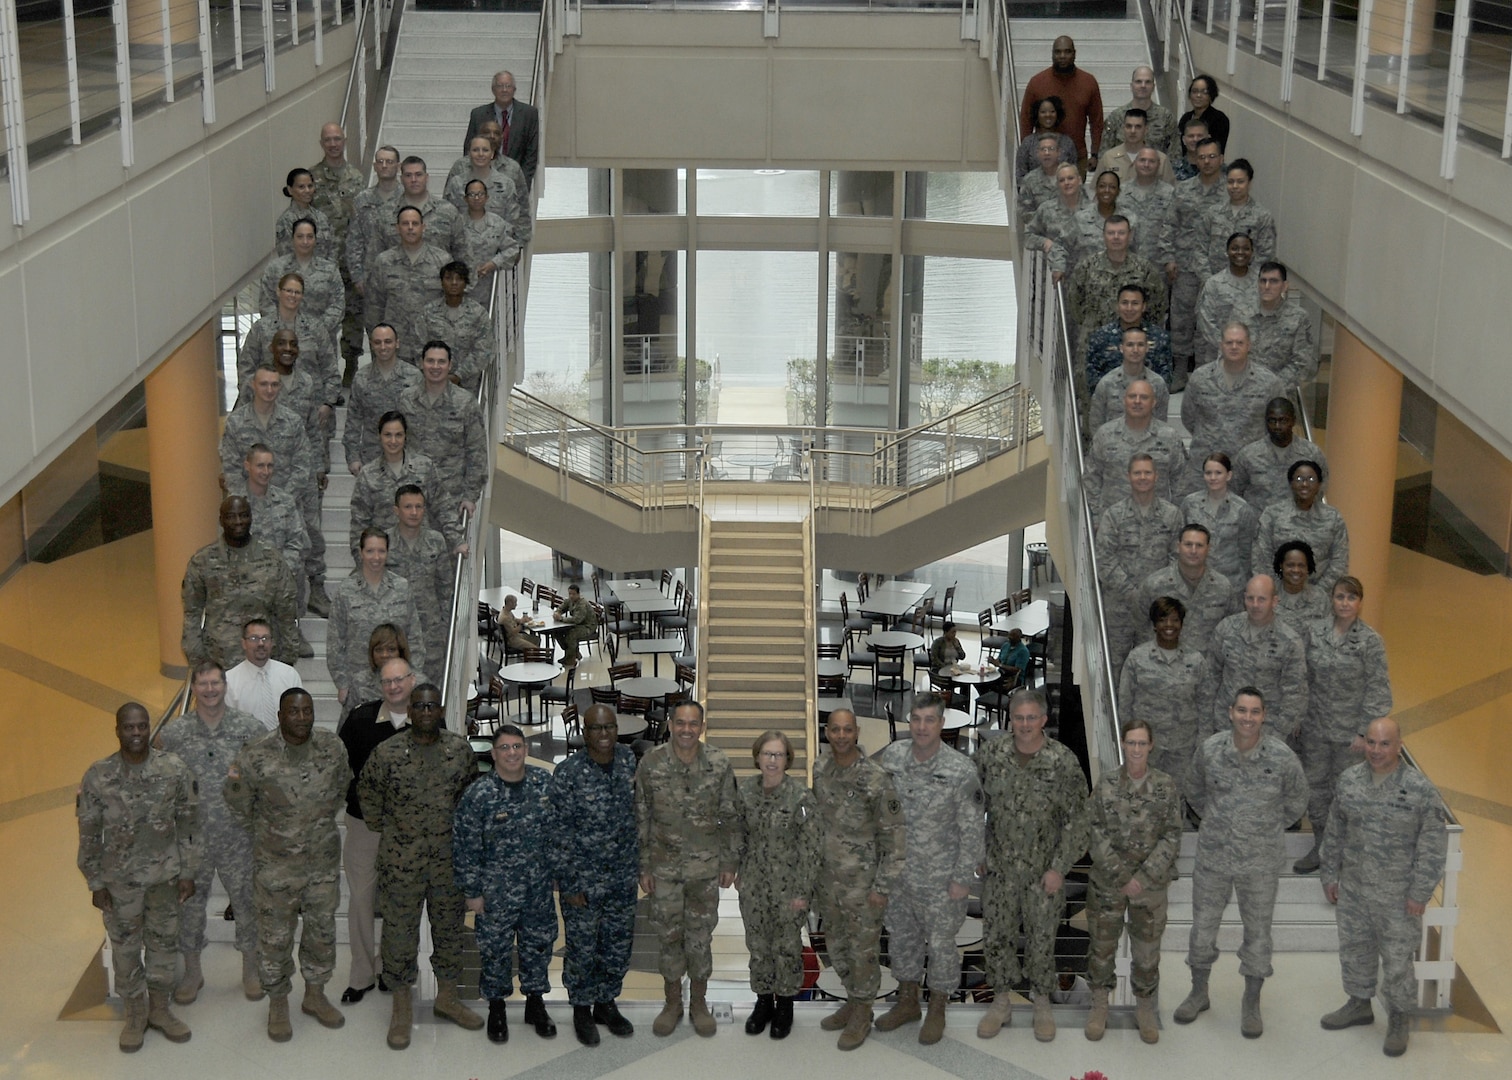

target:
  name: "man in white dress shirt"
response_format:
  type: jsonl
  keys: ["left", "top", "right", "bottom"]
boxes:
{"left": 225, "top": 618, "right": 302, "bottom": 731}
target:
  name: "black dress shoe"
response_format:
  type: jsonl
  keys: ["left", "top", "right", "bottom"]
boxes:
{"left": 341, "top": 984, "right": 375, "bottom": 1004}
{"left": 770, "top": 996, "right": 794, "bottom": 1040}
{"left": 488, "top": 999, "right": 509, "bottom": 1043}
{"left": 573, "top": 1006, "right": 600, "bottom": 1046}
{"left": 378, "top": 975, "right": 390, "bottom": 993}
{"left": 524, "top": 994, "right": 557, "bottom": 1038}
{"left": 592, "top": 1000, "right": 635, "bottom": 1038}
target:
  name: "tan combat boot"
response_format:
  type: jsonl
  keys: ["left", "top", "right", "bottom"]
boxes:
{"left": 241, "top": 952, "right": 265, "bottom": 1000}
{"left": 1033, "top": 994, "right": 1056, "bottom": 1042}
{"left": 976, "top": 995, "right": 1013, "bottom": 1038}
{"left": 837, "top": 1001, "right": 873, "bottom": 1051}
{"left": 301, "top": 983, "right": 345, "bottom": 1029}
{"left": 653, "top": 978, "right": 683, "bottom": 1037}
{"left": 1085, "top": 986, "right": 1109, "bottom": 1041}
{"left": 688, "top": 979, "right": 717, "bottom": 1037}
{"left": 1135, "top": 994, "right": 1160, "bottom": 1043}
{"left": 387, "top": 984, "right": 412, "bottom": 1050}
{"left": 147, "top": 990, "right": 192, "bottom": 1043}
{"left": 267, "top": 994, "right": 293, "bottom": 1042}
{"left": 821, "top": 999, "right": 854, "bottom": 1031}
{"left": 875, "top": 980, "right": 922, "bottom": 1031}
{"left": 434, "top": 983, "right": 485, "bottom": 1030}
{"left": 119, "top": 993, "right": 148, "bottom": 1053}
{"left": 918, "top": 991, "right": 948, "bottom": 1045}
{"left": 174, "top": 951, "right": 203, "bottom": 1005}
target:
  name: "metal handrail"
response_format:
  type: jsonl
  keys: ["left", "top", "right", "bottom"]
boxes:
{"left": 337, "top": 0, "right": 374, "bottom": 132}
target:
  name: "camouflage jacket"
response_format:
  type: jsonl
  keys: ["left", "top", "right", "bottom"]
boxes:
{"left": 454, "top": 766, "right": 556, "bottom": 899}
{"left": 224, "top": 729, "right": 351, "bottom": 872}
{"left": 1320, "top": 761, "right": 1446, "bottom": 903}
{"left": 550, "top": 745, "right": 639, "bottom": 900}
{"left": 977, "top": 736, "right": 1089, "bottom": 877}
{"left": 1088, "top": 765, "right": 1182, "bottom": 891}
{"left": 78, "top": 749, "right": 200, "bottom": 892}
{"left": 634, "top": 742, "right": 742, "bottom": 881}
{"left": 812, "top": 752, "right": 905, "bottom": 898}
{"left": 737, "top": 774, "right": 821, "bottom": 905}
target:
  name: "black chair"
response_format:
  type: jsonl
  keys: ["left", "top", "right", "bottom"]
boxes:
{"left": 839, "top": 593, "right": 871, "bottom": 650}
{"left": 540, "top": 664, "right": 575, "bottom": 718}
{"left": 978, "top": 607, "right": 1008, "bottom": 663}
{"left": 590, "top": 685, "right": 621, "bottom": 709}
{"left": 873, "top": 643, "right": 908, "bottom": 694}
{"left": 561, "top": 701, "right": 584, "bottom": 751}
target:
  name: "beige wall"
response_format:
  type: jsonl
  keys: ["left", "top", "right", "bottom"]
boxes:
{"left": 1433, "top": 406, "right": 1512, "bottom": 557}
{"left": 0, "top": 25, "right": 358, "bottom": 507}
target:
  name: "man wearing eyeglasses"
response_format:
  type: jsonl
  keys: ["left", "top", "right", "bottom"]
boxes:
{"left": 226, "top": 618, "right": 303, "bottom": 731}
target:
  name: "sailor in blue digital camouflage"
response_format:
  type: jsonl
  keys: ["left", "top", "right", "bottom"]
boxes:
{"left": 735, "top": 730, "right": 820, "bottom": 1040}
{"left": 634, "top": 701, "right": 742, "bottom": 1038}
{"left": 1117, "top": 596, "right": 1207, "bottom": 800}
{"left": 453, "top": 723, "right": 562, "bottom": 1044}
{"left": 78, "top": 702, "right": 200, "bottom": 1052}
{"left": 223, "top": 688, "right": 352, "bottom": 1041}
{"left": 357, "top": 682, "right": 481, "bottom": 1047}
{"left": 872, "top": 693, "right": 985, "bottom": 1045}
{"left": 1085, "top": 284, "right": 1173, "bottom": 388}
{"left": 550, "top": 705, "right": 640, "bottom": 1045}
{"left": 812, "top": 709, "right": 904, "bottom": 1050}
{"left": 1319, "top": 718, "right": 1446, "bottom": 1057}
{"left": 975, "top": 689, "right": 1090, "bottom": 1043}
{"left": 181, "top": 496, "right": 301, "bottom": 668}
{"left": 154, "top": 662, "right": 267, "bottom": 1004}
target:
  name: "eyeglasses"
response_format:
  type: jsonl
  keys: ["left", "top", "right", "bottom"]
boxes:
{"left": 411, "top": 700, "right": 442, "bottom": 711}
{"left": 379, "top": 674, "right": 415, "bottom": 687}
{"left": 758, "top": 750, "right": 786, "bottom": 760}
{"left": 244, "top": 634, "right": 271, "bottom": 644}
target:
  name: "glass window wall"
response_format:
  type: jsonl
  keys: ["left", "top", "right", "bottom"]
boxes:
{"left": 695, "top": 168, "right": 819, "bottom": 216}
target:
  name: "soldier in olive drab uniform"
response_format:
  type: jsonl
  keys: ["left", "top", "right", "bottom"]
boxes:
{"left": 454, "top": 724, "right": 561, "bottom": 1044}
{"left": 1175, "top": 687, "right": 1306, "bottom": 1039}
{"left": 551, "top": 584, "right": 598, "bottom": 668}
{"left": 737, "top": 730, "right": 820, "bottom": 1041}
{"left": 78, "top": 702, "right": 200, "bottom": 1052}
{"left": 634, "top": 700, "right": 743, "bottom": 1038}
{"left": 976, "top": 689, "right": 1090, "bottom": 1043}
{"left": 550, "top": 705, "right": 639, "bottom": 1046}
{"left": 223, "top": 689, "right": 352, "bottom": 1042}
{"left": 181, "top": 496, "right": 300, "bottom": 668}
{"left": 155, "top": 662, "right": 266, "bottom": 1005}
{"left": 812, "top": 709, "right": 904, "bottom": 1050}
{"left": 358, "top": 683, "right": 482, "bottom": 1049}
{"left": 1319, "top": 718, "right": 1446, "bottom": 1057}
{"left": 1085, "top": 719, "right": 1181, "bottom": 1043}
{"left": 398, "top": 342, "right": 488, "bottom": 521}
{"left": 873, "top": 693, "right": 985, "bottom": 1045}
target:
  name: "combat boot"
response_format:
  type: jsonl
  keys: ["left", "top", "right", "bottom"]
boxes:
{"left": 524, "top": 993, "right": 557, "bottom": 1037}
{"left": 267, "top": 994, "right": 293, "bottom": 1042}
{"left": 119, "top": 993, "right": 148, "bottom": 1053}
{"left": 241, "top": 952, "right": 264, "bottom": 1000}
{"left": 745, "top": 993, "right": 774, "bottom": 1035}
{"left": 919, "top": 991, "right": 948, "bottom": 1045}
{"left": 435, "top": 983, "right": 485, "bottom": 1030}
{"left": 688, "top": 979, "right": 717, "bottom": 1037}
{"left": 976, "top": 995, "right": 1013, "bottom": 1038}
{"left": 875, "top": 980, "right": 921, "bottom": 1031}
{"left": 1135, "top": 994, "right": 1160, "bottom": 1043}
{"left": 1084, "top": 987, "right": 1109, "bottom": 1041}
{"left": 1293, "top": 837, "right": 1322, "bottom": 874}
{"left": 1032, "top": 993, "right": 1056, "bottom": 1042}
{"left": 770, "top": 996, "right": 794, "bottom": 1040}
{"left": 306, "top": 581, "right": 331, "bottom": 618}
{"left": 821, "top": 999, "right": 854, "bottom": 1031}
{"left": 387, "top": 984, "right": 412, "bottom": 1050}
{"left": 1321, "top": 996, "right": 1374, "bottom": 1030}
{"left": 653, "top": 979, "right": 683, "bottom": 1037}
{"left": 301, "top": 983, "right": 345, "bottom": 1029}
{"left": 1173, "top": 969, "right": 1210, "bottom": 1024}
{"left": 174, "top": 951, "right": 203, "bottom": 1005}
{"left": 593, "top": 999, "right": 634, "bottom": 1037}
{"left": 573, "top": 1005, "right": 600, "bottom": 1046}
{"left": 146, "top": 990, "right": 191, "bottom": 1043}
{"left": 487, "top": 998, "right": 508, "bottom": 1043}
{"left": 837, "top": 1002, "right": 873, "bottom": 1051}
{"left": 1384, "top": 1011, "right": 1410, "bottom": 1056}
{"left": 1241, "top": 976, "right": 1264, "bottom": 1038}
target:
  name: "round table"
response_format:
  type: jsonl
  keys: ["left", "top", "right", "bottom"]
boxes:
{"left": 499, "top": 661, "right": 562, "bottom": 727}
{"left": 614, "top": 714, "right": 649, "bottom": 741}
{"left": 816, "top": 658, "right": 846, "bottom": 678}
{"left": 949, "top": 666, "right": 1002, "bottom": 714}
{"left": 864, "top": 631, "right": 925, "bottom": 651}
{"left": 942, "top": 708, "right": 973, "bottom": 747}
{"left": 615, "top": 676, "right": 681, "bottom": 700}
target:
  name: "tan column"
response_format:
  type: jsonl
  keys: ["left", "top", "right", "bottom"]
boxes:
{"left": 1325, "top": 327, "right": 1403, "bottom": 625}
{"left": 145, "top": 321, "right": 224, "bottom": 677}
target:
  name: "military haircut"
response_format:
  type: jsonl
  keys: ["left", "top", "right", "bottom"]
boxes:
{"left": 116, "top": 701, "right": 150, "bottom": 724}
{"left": 191, "top": 659, "right": 227, "bottom": 681}
{"left": 1008, "top": 687, "right": 1049, "bottom": 716}
{"left": 393, "top": 482, "right": 425, "bottom": 505}
{"left": 1232, "top": 684, "right": 1265, "bottom": 708}
{"left": 242, "top": 617, "right": 273, "bottom": 636}
{"left": 278, "top": 686, "right": 311, "bottom": 706}
{"left": 493, "top": 722, "right": 526, "bottom": 745}
{"left": 671, "top": 699, "right": 705, "bottom": 723}
{"left": 910, "top": 691, "right": 946, "bottom": 720}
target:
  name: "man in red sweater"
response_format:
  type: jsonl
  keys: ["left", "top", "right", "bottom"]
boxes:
{"left": 1019, "top": 36, "right": 1104, "bottom": 172}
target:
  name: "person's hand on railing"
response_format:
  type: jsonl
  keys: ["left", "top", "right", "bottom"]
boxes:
{"left": 460, "top": 499, "right": 476, "bottom": 517}
{"left": 454, "top": 541, "right": 470, "bottom": 557}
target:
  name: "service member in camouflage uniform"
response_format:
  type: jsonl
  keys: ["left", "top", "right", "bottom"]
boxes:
{"left": 1319, "top": 718, "right": 1446, "bottom": 1057}
{"left": 550, "top": 704, "right": 640, "bottom": 1046}
{"left": 181, "top": 496, "right": 300, "bottom": 668}
{"left": 873, "top": 693, "right": 985, "bottom": 1045}
{"left": 1204, "top": 160, "right": 1278, "bottom": 276}
{"left": 444, "top": 134, "right": 530, "bottom": 224}
{"left": 1023, "top": 165, "right": 1090, "bottom": 277}
{"left": 1117, "top": 596, "right": 1207, "bottom": 800}
{"left": 423, "top": 261, "right": 497, "bottom": 392}
{"left": 367, "top": 207, "right": 450, "bottom": 366}
{"left": 347, "top": 146, "right": 402, "bottom": 308}
{"left": 274, "top": 169, "right": 334, "bottom": 260}
{"left": 1202, "top": 575, "right": 1308, "bottom": 741}
{"left": 78, "top": 702, "right": 200, "bottom": 1052}
{"left": 1085, "top": 380, "right": 1185, "bottom": 518}
{"left": 155, "top": 662, "right": 267, "bottom": 1004}
{"left": 1181, "top": 451, "right": 1262, "bottom": 590}
{"left": 1181, "top": 323, "right": 1285, "bottom": 496}
{"left": 736, "top": 730, "right": 820, "bottom": 1040}
{"left": 328, "top": 528, "right": 428, "bottom": 709}
{"left": 1195, "top": 234, "right": 1260, "bottom": 365}
{"left": 224, "top": 688, "right": 352, "bottom": 1041}
{"left": 398, "top": 342, "right": 488, "bottom": 519}
{"left": 1231, "top": 261, "right": 1317, "bottom": 387}
{"left": 1231, "top": 398, "right": 1329, "bottom": 513}
{"left": 1084, "top": 283, "right": 1173, "bottom": 388}
{"left": 358, "top": 682, "right": 482, "bottom": 1048}
{"left": 310, "top": 123, "right": 366, "bottom": 378}
{"left": 1095, "top": 453, "right": 1183, "bottom": 673}
{"left": 258, "top": 221, "right": 344, "bottom": 347}
{"left": 1137, "top": 523, "right": 1237, "bottom": 649}
{"left": 812, "top": 709, "right": 905, "bottom": 1050}
{"left": 1085, "top": 718, "right": 1181, "bottom": 1043}
{"left": 1086, "top": 329, "right": 1170, "bottom": 431}
{"left": 244, "top": 442, "right": 312, "bottom": 628}
{"left": 343, "top": 324, "right": 421, "bottom": 474}
{"left": 551, "top": 584, "right": 599, "bottom": 668}
{"left": 454, "top": 723, "right": 562, "bottom": 1044}
{"left": 1175, "top": 687, "right": 1306, "bottom": 1039}
{"left": 385, "top": 485, "right": 455, "bottom": 665}
{"left": 366, "top": 157, "right": 461, "bottom": 276}
{"left": 451, "top": 183, "right": 525, "bottom": 307}
{"left": 1102, "top": 67, "right": 1176, "bottom": 155}
{"left": 1064, "top": 215, "right": 1168, "bottom": 337}
{"left": 634, "top": 700, "right": 742, "bottom": 1038}
{"left": 975, "top": 689, "right": 1090, "bottom": 1043}
{"left": 1118, "top": 148, "right": 1176, "bottom": 266}
{"left": 349, "top": 412, "right": 460, "bottom": 553}
{"left": 1169, "top": 138, "right": 1227, "bottom": 378}
{"left": 1017, "top": 134, "right": 1067, "bottom": 222}
{"left": 1253, "top": 459, "right": 1351, "bottom": 593}
{"left": 262, "top": 332, "right": 331, "bottom": 602}
{"left": 236, "top": 276, "right": 340, "bottom": 403}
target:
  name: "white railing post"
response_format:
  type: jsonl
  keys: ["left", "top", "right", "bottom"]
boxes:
{"left": 62, "top": 0, "right": 83, "bottom": 143}
{"left": 1255, "top": 0, "right": 1266, "bottom": 55}
{"left": 1280, "top": 0, "right": 1298, "bottom": 101}
{"left": 1350, "top": 0, "right": 1374, "bottom": 136}
{"left": 112, "top": 0, "right": 135, "bottom": 167}
{"left": 314, "top": 0, "right": 324, "bottom": 67}
{"left": 232, "top": 0, "right": 244, "bottom": 70}
{"left": 160, "top": 0, "right": 175, "bottom": 103}
{"left": 1226, "top": 0, "right": 1239, "bottom": 75}
{"left": 1317, "top": 0, "right": 1332, "bottom": 79}
{"left": 0, "top": 0, "right": 30, "bottom": 224}
{"left": 1441, "top": 0, "right": 1471, "bottom": 177}
{"left": 764, "top": 0, "right": 779, "bottom": 39}
{"left": 262, "top": 0, "right": 276, "bottom": 92}
{"left": 198, "top": 0, "right": 215, "bottom": 123}
{"left": 1395, "top": 0, "right": 1414, "bottom": 114}
{"left": 373, "top": 0, "right": 384, "bottom": 72}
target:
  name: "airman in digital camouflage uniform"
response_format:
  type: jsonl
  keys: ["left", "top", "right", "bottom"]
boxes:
{"left": 1095, "top": 453, "right": 1183, "bottom": 674}
{"left": 347, "top": 146, "right": 402, "bottom": 310}
{"left": 244, "top": 443, "right": 311, "bottom": 624}
{"left": 181, "top": 496, "right": 300, "bottom": 668}
{"left": 1202, "top": 576, "right": 1308, "bottom": 741}
{"left": 1319, "top": 718, "right": 1446, "bottom": 1057}
{"left": 309, "top": 122, "right": 366, "bottom": 378}
{"left": 357, "top": 682, "right": 481, "bottom": 1049}
{"left": 1181, "top": 324, "right": 1285, "bottom": 496}
{"left": 78, "top": 702, "right": 200, "bottom": 1052}
{"left": 813, "top": 709, "right": 904, "bottom": 1050}
{"left": 224, "top": 688, "right": 352, "bottom": 1042}
{"left": 454, "top": 723, "right": 561, "bottom": 1044}
{"left": 384, "top": 485, "right": 455, "bottom": 666}
{"left": 398, "top": 342, "right": 488, "bottom": 520}
{"left": 344, "top": 324, "right": 419, "bottom": 473}
{"left": 550, "top": 705, "right": 639, "bottom": 1046}
{"left": 1137, "top": 523, "right": 1237, "bottom": 649}
{"left": 1117, "top": 596, "right": 1206, "bottom": 800}
{"left": 635, "top": 700, "right": 742, "bottom": 1038}
{"left": 873, "top": 693, "right": 985, "bottom": 1045}
{"left": 367, "top": 207, "right": 450, "bottom": 366}
{"left": 154, "top": 662, "right": 266, "bottom": 1004}
{"left": 976, "top": 689, "right": 1090, "bottom": 1043}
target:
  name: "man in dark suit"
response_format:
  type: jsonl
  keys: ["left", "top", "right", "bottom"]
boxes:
{"left": 464, "top": 70, "right": 539, "bottom": 188}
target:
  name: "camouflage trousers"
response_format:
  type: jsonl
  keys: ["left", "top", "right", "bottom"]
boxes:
{"left": 885, "top": 882, "right": 967, "bottom": 994}
{"left": 379, "top": 857, "right": 467, "bottom": 985}
{"left": 179, "top": 836, "right": 256, "bottom": 955}
{"left": 1086, "top": 881, "right": 1169, "bottom": 997}
{"left": 554, "top": 625, "right": 596, "bottom": 664}
{"left": 1186, "top": 863, "right": 1279, "bottom": 979}
{"left": 253, "top": 867, "right": 339, "bottom": 997}
{"left": 1301, "top": 733, "right": 1362, "bottom": 844}
{"left": 1151, "top": 744, "right": 1196, "bottom": 805}
{"left": 476, "top": 882, "right": 557, "bottom": 998}
{"left": 738, "top": 884, "right": 808, "bottom": 996}
{"left": 1169, "top": 270, "right": 1202, "bottom": 365}
{"left": 1336, "top": 884, "right": 1421, "bottom": 1014}
{"left": 982, "top": 867, "right": 1064, "bottom": 997}
{"left": 297, "top": 484, "right": 327, "bottom": 587}
{"left": 103, "top": 880, "right": 181, "bottom": 997}
{"left": 561, "top": 884, "right": 637, "bottom": 1005}
{"left": 647, "top": 873, "right": 720, "bottom": 982}
{"left": 819, "top": 887, "right": 885, "bottom": 1004}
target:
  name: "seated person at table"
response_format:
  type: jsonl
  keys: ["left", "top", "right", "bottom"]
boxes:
{"left": 991, "top": 629, "right": 1033, "bottom": 690}
{"left": 552, "top": 584, "right": 599, "bottom": 669}
{"left": 929, "top": 623, "right": 969, "bottom": 672}
{"left": 498, "top": 594, "right": 540, "bottom": 652}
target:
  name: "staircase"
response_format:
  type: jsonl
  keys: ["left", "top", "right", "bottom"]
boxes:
{"left": 699, "top": 518, "right": 812, "bottom": 777}
{"left": 1009, "top": 18, "right": 1156, "bottom": 113}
